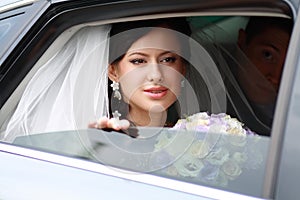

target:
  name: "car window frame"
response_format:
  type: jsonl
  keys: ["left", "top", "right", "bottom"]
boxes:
{"left": 265, "top": 3, "right": 300, "bottom": 199}
{"left": 0, "top": 140, "right": 267, "bottom": 200}
{"left": 0, "top": 0, "right": 298, "bottom": 199}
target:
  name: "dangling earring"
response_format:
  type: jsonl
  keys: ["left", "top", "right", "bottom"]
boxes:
{"left": 111, "top": 81, "right": 122, "bottom": 100}
{"left": 110, "top": 81, "right": 122, "bottom": 120}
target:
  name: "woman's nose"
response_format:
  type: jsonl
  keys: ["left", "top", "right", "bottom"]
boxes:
{"left": 147, "top": 63, "right": 163, "bottom": 83}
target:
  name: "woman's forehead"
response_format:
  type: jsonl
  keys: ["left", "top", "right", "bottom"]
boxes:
{"left": 128, "top": 28, "right": 182, "bottom": 53}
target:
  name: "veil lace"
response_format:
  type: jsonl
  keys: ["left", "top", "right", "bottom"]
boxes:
{"left": 3, "top": 25, "right": 111, "bottom": 142}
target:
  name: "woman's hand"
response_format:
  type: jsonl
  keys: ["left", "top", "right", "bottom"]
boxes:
{"left": 88, "top": 117, "right": 130, "bottom": 131}
{"left": 89, "top": 117, "right": 138, "bottom": 138}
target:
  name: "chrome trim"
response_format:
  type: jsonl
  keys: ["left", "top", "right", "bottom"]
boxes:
{"left": 0, "top": 0, "right": 38, "bottom": 14}
{"left": 0, "top": 142, "right": 264, "bottom": 200}
{"left": 283, "top": 0, "right": 297, "bottom": 19}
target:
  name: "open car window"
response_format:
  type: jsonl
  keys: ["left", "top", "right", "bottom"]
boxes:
{"left": 0, "top": 13, "right": 293, "bottom": 199}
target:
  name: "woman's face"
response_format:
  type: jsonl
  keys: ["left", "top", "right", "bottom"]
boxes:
{"left": 109, "top": 27, "right": 186, "bottom": 115}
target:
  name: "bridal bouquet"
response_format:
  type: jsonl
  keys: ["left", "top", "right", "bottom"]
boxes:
{"left": 172, "top": 112, "right": 255, "bottom": 135}
{"left": 153, "top": 112, "right": 262, "bottom": 187}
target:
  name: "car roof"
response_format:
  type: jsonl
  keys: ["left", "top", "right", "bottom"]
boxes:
{"left": 1, "top": 0, "right": 299, "bottom": 13}
{"left": 0, "top": 0, "right": 39, "bottom": 13}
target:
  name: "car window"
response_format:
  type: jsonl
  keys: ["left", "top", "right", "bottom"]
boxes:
{"left": 0, "top": 14, "right": 24, "bottom": 64}
{"left": 12, "top": 128, "right": 269, "bottom": 197}
{"left": 0, "top": 22, "right": 10, "bottom": 40}
{"left": 0, "top": 14, "right": 293, "bottom": 199}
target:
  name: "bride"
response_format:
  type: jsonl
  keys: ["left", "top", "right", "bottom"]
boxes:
{"left": 3, "top": 17, "right": 252, "bottom": 142}
{"left": 88, "top": 18, "right": 220, "bottom": 134}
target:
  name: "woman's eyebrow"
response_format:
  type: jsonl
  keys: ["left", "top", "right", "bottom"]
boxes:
{"left": 127, "top": 50, "right": 178, "bottom": 57}
{"left": 159, "top": 51, "right": 177, "bottom": 56}
{"left": 127, "top": 52, "right": 148, "bottom": 57}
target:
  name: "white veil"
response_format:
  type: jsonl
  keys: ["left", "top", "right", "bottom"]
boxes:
{"left": 4, "top": 25, "right": 111, "bottom": 142}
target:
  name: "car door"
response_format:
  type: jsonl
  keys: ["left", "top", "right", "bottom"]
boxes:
{"left": 0, "top": 0, "right": 299, "bottom": 199}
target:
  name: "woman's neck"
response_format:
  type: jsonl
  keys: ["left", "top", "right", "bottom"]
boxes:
{"left": 127, "top": 107, "right": 167, "bottom": 127}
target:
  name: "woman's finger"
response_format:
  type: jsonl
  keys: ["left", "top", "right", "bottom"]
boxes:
{"left": 119, "top": 119, "right": 130, "bottom": 129}
{"left": 97, "top": 117, "right": 110, "bottom": 128}
{"left": 88, "top": 122, "right": 98, "bottom": 128}
{"left": 89, "top": 117, "right": 130, "bottom": 132}
{"left": 107, "top": 118, "right": 122, "bottom": 130}
{"left": 88, "top": 117, "right": 109, "bottom": 129}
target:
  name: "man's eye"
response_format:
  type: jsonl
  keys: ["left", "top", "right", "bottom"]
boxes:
{"left": 262, "top": 51, "right": 273, "bottom": 61}
{"left": 161, "top": 57, "right": 176, "bottom": 63}
{"left": 130, "top": 59, "right": 146, "bottom": 64}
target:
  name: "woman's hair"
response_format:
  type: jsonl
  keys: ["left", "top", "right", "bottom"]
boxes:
{"left": 109, "top": 17, "right": 191, "bottom": 65}
{"left": 107, "top": 17, "right": 192, "bottom": 125}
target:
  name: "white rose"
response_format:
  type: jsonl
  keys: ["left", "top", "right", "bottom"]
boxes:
{"left": 174, "top": 155, "right": 204, "bottom": 177}
{"left": 232, "top": 152, "right": 247, "bottom": 164}
{"left": 206, "top": 147, "right": 229, "bottom": 165}
{"left": 172, "top": 119, "right": 187, "bottom": 130}
{"left": 215, "top": 171, "right": 229, "bottom": 187}
{"left": 154, "top": 131, "right": 195, "bottom": 158}
{"left": 221, "top": 159, "right": 242, "bottom": 178}
{"left": 188, "top": 140, "right": 210, "bottom": 159}
{"left": 208, "top": 124, "right": 227, "bottom": 134}
{"left": 228, "top": 133, "right": 247, "bottom": 147}
{"left": 187, "top": 112, "right": 209, "bottom": 121}
{"left": 154, "top": 131, "right": 175, "bottom": 150}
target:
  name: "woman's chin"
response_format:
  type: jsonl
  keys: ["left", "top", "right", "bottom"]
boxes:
{"left": 149, "top": 104, "right": 167, "bottom": 113}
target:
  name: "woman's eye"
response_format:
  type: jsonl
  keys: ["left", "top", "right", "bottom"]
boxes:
{"left": 161, "top": 57, "right": 177, "bottom": 63}
{"left": 130, "top": 59, "right": 146, "bottom": 65}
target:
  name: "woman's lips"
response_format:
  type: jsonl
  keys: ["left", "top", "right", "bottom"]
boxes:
{"left": 144, "top": 87, "right": 168, "bottom": 99}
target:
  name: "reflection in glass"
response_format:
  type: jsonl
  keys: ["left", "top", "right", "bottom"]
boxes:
{"left": 13, "top": 127, "right": 269, "bottom": 197}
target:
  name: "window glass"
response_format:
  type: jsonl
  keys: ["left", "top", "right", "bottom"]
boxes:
{"left": 0, "top": 15, "right": 293, "bottom": 198}
{"left": 189, "top": 16, "right": 292, "bottom": 136}
{"left": 0, "top": 14, "right": 24, "bottom": 65}
{"left": 0, "top": 21, "right": 11, "bottom": 79}
{"left": 12, "top": 128, "right": 269, "bottom": 197}
{"left": 0, "top": 23, "right": 10, "bottom": 40}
